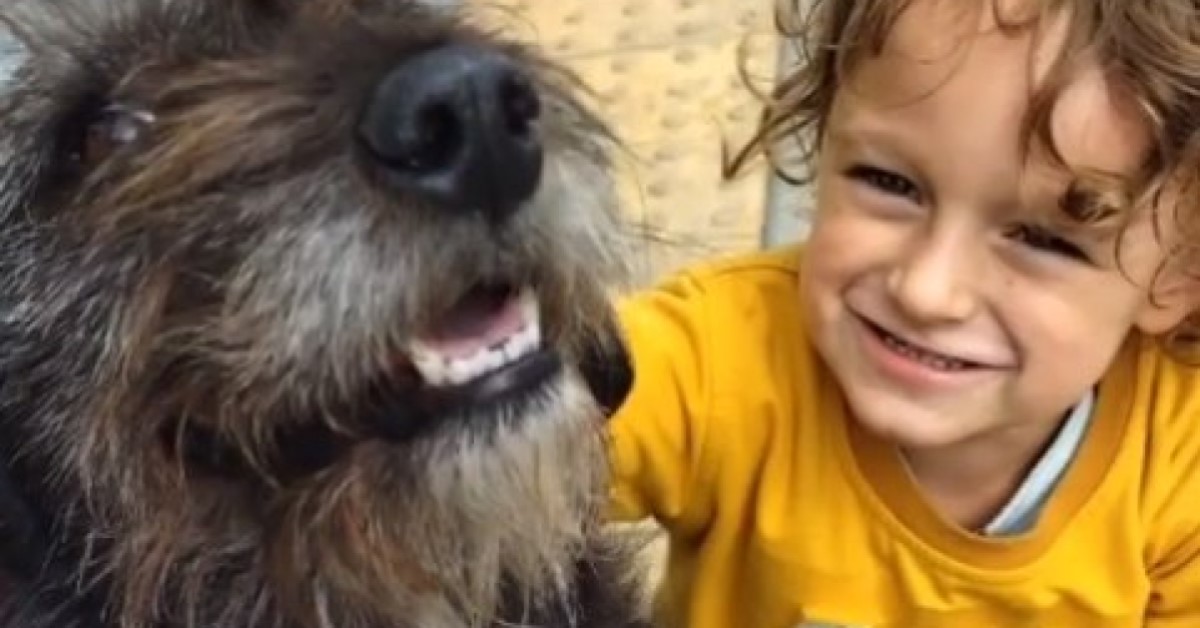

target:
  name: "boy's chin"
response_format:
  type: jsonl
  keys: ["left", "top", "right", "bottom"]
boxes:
{"left": 842, "top": 391, "right": 1000, "bottom": 452}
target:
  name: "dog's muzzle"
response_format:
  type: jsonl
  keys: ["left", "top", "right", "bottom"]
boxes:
{"left": 172, "top": 43, "right": 633, "bottom": 482}
{"left": 178, "top": 332, "right": 633, "bottom": 483}
{"left": 356, "top": 42, "right": 544, "bottom": 222}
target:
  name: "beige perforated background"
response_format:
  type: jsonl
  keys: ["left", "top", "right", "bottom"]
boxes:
{"left": 459, "top": 0, "right": 804, "bottom": 600}
{"left": 458, "top": 0, "right": 810, "bottom": 603}
{"left": 469, "top": 0, "right": 789, "bottom": 284}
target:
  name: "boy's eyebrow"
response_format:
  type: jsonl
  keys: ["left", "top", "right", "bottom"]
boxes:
{"left": 1030, "top": 160, "right": 1138, "bottom": 230}
{"left": 825, "top": 122, "right": 909, "bottom": 151}
{"left": 1013, "top": 177, "right": 1132, "bottom": 241}
{"left": 822, "top": 124, "right": 926, "bottom": 170}
{"left": 830, "top": 148, "right": 1129, "bottom": 233}
{"left": 826, "top": 113, "right": 1137, "bottom": 235}
{"left": 1058, "top": 178, "right": 1127, "bottom": 224}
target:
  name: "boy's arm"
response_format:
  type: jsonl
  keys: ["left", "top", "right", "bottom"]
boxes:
{"left": 1145, "top": 532, "right": 1200, "bottom": 627}
{"left": 604, "top": 272, "right": 716, "bottom": 535}
{"left": 1144, "top": 402, "right": 1200, "bottom": 626}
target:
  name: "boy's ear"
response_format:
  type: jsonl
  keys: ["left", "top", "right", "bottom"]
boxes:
{"left": 1134, "top": 268, "right": 1200, "bottom": 335}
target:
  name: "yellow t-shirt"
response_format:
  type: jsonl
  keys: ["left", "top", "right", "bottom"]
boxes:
{"left": 606, "top": 245, "right": 1200, "bottom": 628}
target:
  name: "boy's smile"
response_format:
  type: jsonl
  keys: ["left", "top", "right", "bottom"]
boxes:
{"left": 850, "top": 305, "right": 1016, "bottom": 392}
{"left": 801, "top": 0, "right": 1198, "bottom": 485}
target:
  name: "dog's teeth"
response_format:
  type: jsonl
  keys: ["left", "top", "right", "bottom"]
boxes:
{"left": 410, "top": 348, "right": 448, "bottom": 386}
{"left": 481, "top": 348, "right": 505, "bottom": 375}
{"left": 516, "top": 307, "right": 541, "bottom": 351}
{"left": 408, "top": 291, "right": 543, "bottom": 388}
{"left": 446, "top": 359, "right": 476, "bottom": 386}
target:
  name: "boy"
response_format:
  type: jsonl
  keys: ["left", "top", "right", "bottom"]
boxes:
{"left": 606, "top": 0, "right": 1200, "bottom": 626}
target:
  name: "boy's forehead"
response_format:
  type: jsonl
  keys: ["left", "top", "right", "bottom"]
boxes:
{"left": 865, "top": 0, "right": 1062, "bottom": 100}
{"left": 840, "top": 0, "right": 1150, "bottom": 188}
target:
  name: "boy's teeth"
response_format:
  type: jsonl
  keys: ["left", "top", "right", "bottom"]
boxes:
{"left": 408, "top": 294, "right": 542, "bottom": 387}
{"left": 880, "top": 330, "right": 969, "bottom": 370}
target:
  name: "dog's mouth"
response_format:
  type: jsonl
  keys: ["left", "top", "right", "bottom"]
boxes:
{"left": 406, "top": 283, "right": 544, "bottom": 389}
{"left": 176, "top": 268, "right": 639, "bottom": 484}
{"left": 356, "top": 280, "right": 564, "bottom": 443}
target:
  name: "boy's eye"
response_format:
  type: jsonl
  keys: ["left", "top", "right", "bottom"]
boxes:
{"left": 1004, "top": 223, "right": 1089, "bottom": 261}
{"left": 845, "top": 165, "right": 920, "bottom": 202}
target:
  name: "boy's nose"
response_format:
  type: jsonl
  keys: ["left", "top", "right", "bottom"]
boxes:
{"left": 356, "top": 43, "right": 543, "bottom": 222}
{"left": 886, "top": 238, "right": 979, "bottom": 324}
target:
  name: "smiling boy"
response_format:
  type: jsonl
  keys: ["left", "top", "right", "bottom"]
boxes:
{"left": 607, "top": 1, "right": 1200, "bottom": 626}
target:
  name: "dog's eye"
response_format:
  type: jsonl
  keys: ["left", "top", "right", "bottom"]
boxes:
{"left": 68, "top": 102, "right": 155, "bottom": 171}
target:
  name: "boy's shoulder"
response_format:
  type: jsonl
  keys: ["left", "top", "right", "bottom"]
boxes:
{"left": 1120, "top": 338, "right": 1200, "bottom": 469}
{"left": 647, "top": 243, "right": 806, "bottom": 304}
{"left": 1123, "top": 336, "right": 1200, "bottom": 428}
{"left": 622, "top": 243, "right": 817, "bottom": 382}
{"left": 676, "top": 243, "right": 803, "bottom": 282}
{"left": 1111, "top": 336, "right": 1200, "bottom": 590}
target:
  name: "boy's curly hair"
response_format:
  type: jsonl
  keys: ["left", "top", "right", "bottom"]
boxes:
{"left": 731, "top": 0, "right": 1200, "bottom": 359}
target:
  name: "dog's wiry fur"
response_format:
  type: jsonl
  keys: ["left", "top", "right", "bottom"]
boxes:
{"left": 0, "top": 1, "right": 647, "bottom": 626}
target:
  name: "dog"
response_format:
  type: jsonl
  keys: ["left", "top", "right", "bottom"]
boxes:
{"left": 0, "top": 0, "right": 646, "bottom": 626}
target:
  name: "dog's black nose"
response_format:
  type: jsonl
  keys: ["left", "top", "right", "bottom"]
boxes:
{"left": 357, "top": 44, "right": 543, "bottom": 220}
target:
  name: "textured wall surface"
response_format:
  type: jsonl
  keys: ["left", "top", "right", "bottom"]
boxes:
{"left": 461, "top": 0, "right": 821, "bottom": 601}
{"left": 470, "top": 0, "right": 812, "bottom": 284}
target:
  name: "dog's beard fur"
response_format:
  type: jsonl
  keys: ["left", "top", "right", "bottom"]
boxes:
{"left": 68, "top": 141, "right": 631, "bottom": 628}
{"left": 272, "top": 380, "right": 609, "bottom": 628}
{"left": 103, "top": 381, "right": 612, "bottom": 628}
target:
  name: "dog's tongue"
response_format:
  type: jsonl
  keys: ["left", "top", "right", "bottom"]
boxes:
{"left": 417, "top": 287, "right": 525, "bottom": 359}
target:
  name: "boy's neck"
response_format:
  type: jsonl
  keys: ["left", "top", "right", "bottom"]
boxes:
{"left": 898, "top": 418, "right": 1067, "bottom": 532}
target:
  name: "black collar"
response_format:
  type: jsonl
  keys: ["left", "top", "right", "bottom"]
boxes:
{"left": 175, "top": 339, "right": 633, "bottom": 484}
{"left": 175, "top": 418, "right": 351, "bottom": 484}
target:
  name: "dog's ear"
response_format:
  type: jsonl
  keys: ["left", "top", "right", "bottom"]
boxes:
{"left": 0, "top": 455, "right": 54, "bottom": 583}
{"left": 220, "top": 0, "right": 295, "bottom": 14}
{"left": 579, "top": 315, "right": 634, "bottom": 419}
{"left": 0, "top": 462, "right": 108, "bottom": 627}
{"left": 201, "top": 0, "right": 299, "bottom": 34}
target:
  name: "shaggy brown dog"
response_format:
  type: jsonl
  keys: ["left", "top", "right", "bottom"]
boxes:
{"left": 0, "top": 0, "right": 644, "bottom": 626}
